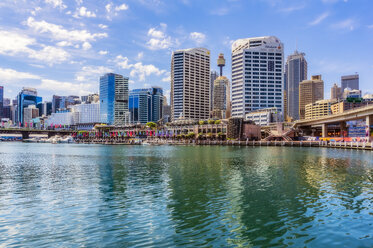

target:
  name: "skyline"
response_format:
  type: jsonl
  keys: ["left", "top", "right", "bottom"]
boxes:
{"left": 0, "top": 0, "right": 372, "bottom": 102}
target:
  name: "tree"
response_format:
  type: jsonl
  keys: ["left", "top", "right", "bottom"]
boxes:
{"left": 208, "top": 119, "right": 215, "bottom": 124}
{"left": 199, "top": 120, "right": 205, "bottom": 125}
{"left": 215, "top": 120, "right": 221, "bottom": 124}
{"left": 187, "top": 132, "right": 195, "bottom": 139}
{"left": 146, "top": 122, "right": 157, "bottom": 129}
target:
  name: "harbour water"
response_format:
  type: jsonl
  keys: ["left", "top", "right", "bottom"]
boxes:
{"left": 0, "top": 143, "right": 372, "bottom": 247}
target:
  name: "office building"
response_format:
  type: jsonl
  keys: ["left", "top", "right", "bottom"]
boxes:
{"left": 72, "top": 102, "right": 100, "bottom": 124}
{"left": 23, "top": 105, "right": 39, "bottom": 125}
{"left": 52, "top": 95, "right": 81, "bottom": 113}
{"left": 37, "top": 101, "right": 52, "bottom": 117}
{"left": 245, "top": 107, "right": 281, "bottom": 126}
{"left": 129, "top": 87, "right": 164, "bottom": 124}
{"left": 331, "top": 83, "right": 342, "bottom": 100}
{"left": 341, "top": 74, "right": 359, "bottom": 91}
{"left": 285, "top": 51, "right": 307, "bottom": 120}
{"left": 17, "top": 87, "right": 42, "bottom": 125}
{"left": 231, "top": 36, "right": 284, "bottom": 118}
{"left": 171, "top": 47, "right": 210, "bottom": 121}
{"left": 342, "top": 88, "right": 361, "bottom": 99}
{"left": 99, "top": 73, "right": 130, "bottom": 126}
{"left": 299, "top": 75, "right": 324, "bottom": 119}
{"left": 305, "top": 99, "right": 335, "bottom": 120}
{"left": 331, "top": 100, "right": 373, "bottom": 115}
{"left": 210, "top": 71, "right": 218, "bottom": 111}
{"left": 81, "top": 93, "right": 99, "bottom": 103}
{"left": 0, "top": 86, "right": 3, "bottom": 119}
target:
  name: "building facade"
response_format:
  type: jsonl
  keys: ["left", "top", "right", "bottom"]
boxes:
{"left": 231, "top": 36, "right": 284, "bottom": 118}
{"left": 99, "top": 73, "right": 130, "bottom": 126}
{"left": 72, "top": 102, "right": 100, "bottom": 124}
{"left": 341, "top": 74, "right": 359, "bottom": 91}
{"left": 212, "top": 76, "right": 230, "bottom": 119}
{"left": 129, "top": 87, "right": 163, "bottom": 124}
{"left": 171, "top": 47, "right": 210, "bottom": 121}
{"left": 245, "top": 107, "right": 281, "bottom": 126}
{"left": 17, "top": 87, "right": 42, "bottom": 125}
{"left": 285, "top": 51, "right": 307, "bottom": 120}
{"left": 299, "top": 75, "right": 324, "bottom": 119}
{"left": 23, "top": 105, "right": 39, "bottom": 125}
{"left": 331, "top": 83, "right": 342, "bottom": 100}
{"left": 0, "top": 86, "right": 3, "bottom": 119}
{"left": 210, "top": 71, "right": 218, "bottom": 111}
{"left": 305, "top": 99, "right": 335, "bottom": 120}
{"left": 52, "top": 95, "right": 81, "bottom": 113}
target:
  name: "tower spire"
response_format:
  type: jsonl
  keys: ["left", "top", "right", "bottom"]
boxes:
{"left": 217, "top": 53, "right": 225, "bottom": 76}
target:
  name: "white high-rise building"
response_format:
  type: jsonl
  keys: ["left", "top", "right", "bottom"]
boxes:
{"left": 171, "top": 47, "right": 210, "bottom": 121}
{"left": 231, "top": 36, "right": 284, "bottom": 118}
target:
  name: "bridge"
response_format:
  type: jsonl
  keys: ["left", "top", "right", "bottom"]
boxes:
{"left": 0, "top": 128, "right": 74, "bottom": 139}
{"left": 293, "top": 105, "right": 373, "bottom": 140}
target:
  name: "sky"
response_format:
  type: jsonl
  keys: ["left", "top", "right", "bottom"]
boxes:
{"left": 0, "top": 0, "right": 372, "bottom": 102}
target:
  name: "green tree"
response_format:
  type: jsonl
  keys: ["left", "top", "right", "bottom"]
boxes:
{"left": 215, "top": 120, "right": 221, "bottom": 124}
{"left": 208, "top": 119, "right": 215, "bottom": 124}
{"left": 146, "top": 122, "right": 157, "bottom": 129}
{"left": 199, "top": 120, "right": 205, "bottom": 125}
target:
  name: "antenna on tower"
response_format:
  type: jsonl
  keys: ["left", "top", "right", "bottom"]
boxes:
{"left": 217, "top": 53, "right": 225, "bottom": 77}
{"left": 295, "top": 39, "right": 298, "bottom": 52}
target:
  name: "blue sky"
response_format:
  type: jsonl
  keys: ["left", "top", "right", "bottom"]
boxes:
{"left": 0, "top": 0, "right": 372, "bottom": 102}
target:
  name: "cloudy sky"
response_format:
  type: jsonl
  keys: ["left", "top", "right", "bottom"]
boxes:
{"left": 0, "top": 0, "right": 372, "bottom": 102}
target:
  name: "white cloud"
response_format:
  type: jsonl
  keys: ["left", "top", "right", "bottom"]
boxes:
{"left": 82, "top": 41, "right": 92, "bottom": 50}
{"left": 0, "top": 30, "right": 69, "bottom": 65}
{"left": 137, "top": 52, "right": 144, "bottom": 60}
{"left": 146, "top": 24, "right": 177, "bottom": 50}
{"left": 75, "top": 65, "right": 112, "bottom": 82}
{"left": 278, "top": 4, "right": 306, "bottom": 13}
{"left": 115, "top": 3, "right": 129, "bottom": 11}
{"left": 368, "top": 24, "right": 373, "bottom": 29}
{"left": 210, "top": 7, "right": 230, "bottom": 16}
{"left": 115, "top": 55, "right": 167, "bottom": 81}
{"left": 331, "top": 18, "right": 357, "bottom": 31}
{"left": 75, "top": 6, "right": 96, "bottom": 18}
{"left": 39, "top": 79, "right": 93, "bottom": 95}
{"left": 26, "top": 17, "right": 107, "bottom": 43}
{"left": 98, "top": 24, "right": 108, "bottom": 29}
{"left": 56, "top": 41, "right": 73, "bottom": 47}
{"left": 322, "top": 0, "right": 348, "bottom": 3}
{"left": 309, "top": 12, "right": 329, "bottom": 26}
{"left": 28, "top": 46, "right": 70, "bottom": 65}
{"left": 189, "top": 32, "right": 206, "bottom": 45}
{"left": 45, "top": 0, "right": 67, "bottom": 9}
{"left": 99, "top": 50, "right": 108, "bottom": 55}
{"left": 0, "top": 67, "right": 41, "bottom": 81}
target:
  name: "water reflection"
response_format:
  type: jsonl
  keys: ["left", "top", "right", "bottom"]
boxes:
{"left": 0, "top": 143, "right": 372, "bottom": 247}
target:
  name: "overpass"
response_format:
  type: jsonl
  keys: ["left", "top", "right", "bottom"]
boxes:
{"left": 0, "top": 128, "right": 74, "bottom": 139}
{"left": 293, "top": 105, "right": 373, "bottom": 139}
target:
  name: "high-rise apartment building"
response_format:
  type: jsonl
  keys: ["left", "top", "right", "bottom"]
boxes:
{"left": 99, "top": 73, "right": 129, "bottom": 126}
{"left": 331, "top": 83, "right": 342, "bottom": 100}
{"left": 171, "top": 47, "right": 210, "bottom": 121}
{"left": 231, "top": 36, "right": 284, "bottom": 118}
{"left": 17, "top": 87, "right": 42, "bottom": 125}
{"left": 129, "top": 87, "right": 163, "bottom": 124}
{"left": 285, "top": 51, "right": 307, "bottom": 120}
{"left": 299, "top": 75, "right": 324, "bottom": 119}
{"left": 341, "top": 74, "right": 359, "bottom": 91}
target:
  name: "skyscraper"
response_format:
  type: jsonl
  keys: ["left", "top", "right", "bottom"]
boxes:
{"left": 299, "top": 75, "right": 324, "bottom": 119}
{"left": 129, "top": 87, "right": 163, "bottom": 124}
{"left": 52, "top": 95, "right": 81, "bottom": 113}
{"left": 341, "top": 74, "right": 359, "bottom": 91}
{"left": 0, "top": 86, "right": 3, "bottom": 119}
{"left": 17, "top": 87, "right": 42, "bottom": 125}
{"left": 231, "top": 36, "right": 284, "bottom": 117}
{"left": 212, "top": 53, "right": 230, "bottom": 119}
{"left": 285, "top": 51, "right": 307, "bottom": 120}
{"left": 99, "top": 73, "right": 129, "bottom": 126}
{"left": 171, "top": 47, "right": 210, "bottom": 121}
{"left": 210, "top": 71, "right": 218, "bottom": 111}
{"left": 331, "top": 83, "right": 342, "bottom": 100}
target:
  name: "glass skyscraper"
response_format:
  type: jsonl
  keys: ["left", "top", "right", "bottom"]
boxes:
{"left": 99, "top": 73, "right": 129, "bottom": 125}
{"left": 17, "top": 87, "right": 42, "bottom": 125}
{"left": 285, "top": 51, "right": 307, "bottom": 120}
{"left": 341, "top": 74, "right": 359, "bottom": 91}
{"left": 129, "top": 87, "right": 163, "bottom": 124}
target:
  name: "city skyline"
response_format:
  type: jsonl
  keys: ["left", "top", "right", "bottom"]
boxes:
{"left": 0, "top": 0, "right": 373, "bottom": 102}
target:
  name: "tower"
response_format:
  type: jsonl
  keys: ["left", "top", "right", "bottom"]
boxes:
{"left": 217, "top": 53, "right": 226, "bottom": 76}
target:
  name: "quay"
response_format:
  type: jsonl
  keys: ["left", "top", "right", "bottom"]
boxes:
{"left": 74, "top": 137, "right": 373, "bottom": 151}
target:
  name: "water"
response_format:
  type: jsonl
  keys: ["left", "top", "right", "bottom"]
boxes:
{"left": 0, "top": 143, "right": 372, "bottom": 247}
